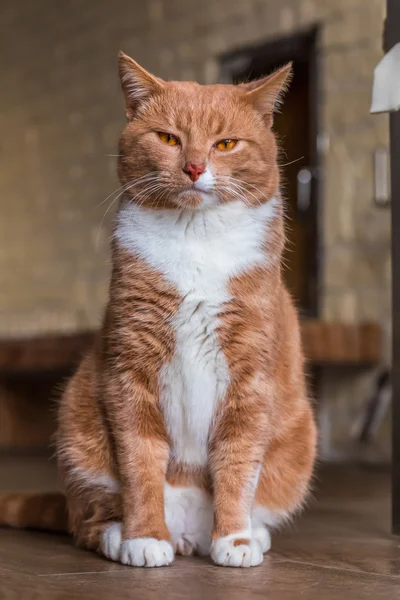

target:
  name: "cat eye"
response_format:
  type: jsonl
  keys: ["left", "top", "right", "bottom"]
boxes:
{"left": 157, "top": 132, "right": 180, "bottom": 146}
{"left": 215, "top": 139, "right": 238, "bottom": 151}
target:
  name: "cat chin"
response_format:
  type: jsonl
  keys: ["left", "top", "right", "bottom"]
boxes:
{"left": 174, "top": 190, "right": 219, "bottom": 210}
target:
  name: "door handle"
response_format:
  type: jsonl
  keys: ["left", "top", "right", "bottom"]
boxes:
{"left": 297, "top": 167, "right": 312, "bottom": 212}
{"left": 373, "top": 148, "right": 391, "bottom": 207}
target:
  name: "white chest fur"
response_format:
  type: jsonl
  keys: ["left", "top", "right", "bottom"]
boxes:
{"left": 116, "top": 199, "right": 276, "bottom": 465}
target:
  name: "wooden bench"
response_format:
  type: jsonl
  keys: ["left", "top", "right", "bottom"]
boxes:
{"left": 301, "top": 320, "right": 382, "bottom": 367}
{"left": 0, "top": 321, "right": 382, "bottom": 449}
{"left": 0, "top": 320, "right": 383, "bottom": 375}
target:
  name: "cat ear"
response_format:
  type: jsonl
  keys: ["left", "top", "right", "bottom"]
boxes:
{"left": 240, "top": 63, "right": 292, "bottom": 124}
{"left": 118, "top": 51, "right": 164, "bottom": 119}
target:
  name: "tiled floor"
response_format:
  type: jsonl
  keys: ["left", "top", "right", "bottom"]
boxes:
{"left": 0, "top": 456, "right": 399, "bottom": 599}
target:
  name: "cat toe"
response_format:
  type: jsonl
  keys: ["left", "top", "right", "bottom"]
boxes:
{"left": 120, "top": 538, "right": 174, "bottom": 567}
{"left": 211, "top": 537, "right": 263, "bottom": 568}
{"left": 252, "top": 526, "right": 271, "bottom": 553}
{"left": 101, "top": 522, "right": 122, "bottom": 562}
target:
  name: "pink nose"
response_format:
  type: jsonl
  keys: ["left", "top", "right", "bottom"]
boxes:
{"left": 183, "top": 162, "right": 206, "bottom": 183}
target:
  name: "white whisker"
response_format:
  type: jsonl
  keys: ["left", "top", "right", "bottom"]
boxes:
{"left": 96, "top": 173, "right": 166, "bottom": 249}
{"left": 96, "top": 188, "right": 131, "bottom": 249}
{"left": 224, "top": 180, "right": 262, "bottom": 206}
{"left": 214, "top": 176, "right": 265, "bottom": 206}
{"left": 279, "top": 156, "right": 304, "bottom": 168}
{"left": 97, "top": 172, "right": 160, "bottom": 207}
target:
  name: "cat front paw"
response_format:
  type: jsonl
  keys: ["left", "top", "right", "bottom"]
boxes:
{"left": 211, "top": 536, "right": 263, "bottom": 568}
{"left": 120, "top": 538, "right": 174, "bottom": 567}
{"left": 101, "top": 522, "right": 123, "bottom": 562}
{"left": 252, "top": 526, "right": 271, "bottom": 553}
{"left": 100, "top": 524, "right": 174, "bottom": 567}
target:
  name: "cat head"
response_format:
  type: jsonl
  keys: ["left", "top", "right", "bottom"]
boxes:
{"left": 117, "top": 51, "right": 291, "bottom": 210}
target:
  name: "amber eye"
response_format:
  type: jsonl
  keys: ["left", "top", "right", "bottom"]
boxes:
{"left": 157, "top": 132, "right": 179, "bottom": 146}
{"left": 215, "top": 139, "right": 238, "bottom": 151}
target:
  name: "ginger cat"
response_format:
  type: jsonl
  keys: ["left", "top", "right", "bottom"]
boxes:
{"left": 0, "top": 52, "right": 317, "bottom": 568}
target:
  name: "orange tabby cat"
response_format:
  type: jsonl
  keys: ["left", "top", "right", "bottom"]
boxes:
{"left": 0, "top": 52, "right": 317, "bottom": 568}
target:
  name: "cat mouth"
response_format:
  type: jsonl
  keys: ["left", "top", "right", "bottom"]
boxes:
{"left": 176, "top": 187, "right": 218, "bottom": 209}
{"left": 184, "top": 184, "right": 213, "bottom": 195}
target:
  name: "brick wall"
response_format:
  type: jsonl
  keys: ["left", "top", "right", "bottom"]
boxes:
{"left": 0, "top": 0, "right": 390, "bottom": 456}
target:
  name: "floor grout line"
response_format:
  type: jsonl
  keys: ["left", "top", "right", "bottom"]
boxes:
{"left": 276, "top": 557, "right": 400, "bottom": 581}
{"left": 36, "top": 558, "right": 288, "bottom": 577}
{"left": 33, "top": 556, "right": 400, "bottom": 580}
{"left": 0, "top": 565, "right": 32, "bottom": 575}
{"left": 38, "top": 570, "right": 132, "bottom": 577}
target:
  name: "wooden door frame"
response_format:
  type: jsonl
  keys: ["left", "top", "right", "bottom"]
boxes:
{"left": 219, "top": 28, "right": 321, "bottom": 317}
{"left": 387, "top": 0, "right": 400, "bottom": 535}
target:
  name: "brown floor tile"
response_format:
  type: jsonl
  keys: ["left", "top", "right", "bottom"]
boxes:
{"left": 1, "top": 558, "right": 400, "bottom": 600}
{"left": 0, "top": 461, "right": 399, "bottom": 599}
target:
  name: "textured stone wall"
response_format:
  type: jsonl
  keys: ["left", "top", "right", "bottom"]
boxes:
{"left": 0, "top": 1, "right": 390, "bottom": 455}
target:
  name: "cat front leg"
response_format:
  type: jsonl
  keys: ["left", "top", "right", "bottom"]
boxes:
{"left": 209, "top": 391, "right": 266, "bottom": 568}
{"left": 103, "top": 380, "right": 173, "bottom": 568}
{"left": 118, "top": 434, "right": 173, "bottom": 568}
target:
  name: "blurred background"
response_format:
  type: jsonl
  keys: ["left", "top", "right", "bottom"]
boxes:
{"left": 0, "top": 0, "right": 391, "bottom": 463}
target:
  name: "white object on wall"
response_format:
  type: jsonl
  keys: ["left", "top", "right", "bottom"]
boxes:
{"left": 371, "top": 42, "right": 400, "bottom": 114}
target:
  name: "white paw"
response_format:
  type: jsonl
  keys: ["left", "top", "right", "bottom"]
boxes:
{"left": 175, "top": 535, "right": 196, "bottom": 556}
{"left": 120, "top": 538, "right": 174, "bottom": 567}
{"left": 211, "top": 537, "right": 263, "bottom": 568}
{"left": 101, "top": 522, "right": 122, "bottom": 562}
{"left": 252, "top": 526, "right": 271, "bottom": 553}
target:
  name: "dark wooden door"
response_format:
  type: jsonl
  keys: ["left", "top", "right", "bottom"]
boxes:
{"left": 221, "top": 30, "right": 319, "bottom": 316}
{"left": 270, "top": 61, "right": 312, "bottom": 313}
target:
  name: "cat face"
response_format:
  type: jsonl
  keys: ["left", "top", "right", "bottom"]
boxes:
{"left": 117, "top": 52, "right": 291, "bottom": 210}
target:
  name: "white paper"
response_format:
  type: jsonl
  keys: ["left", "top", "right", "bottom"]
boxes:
{"left": 370, "top": 42, "right": 400, "bottom": 114}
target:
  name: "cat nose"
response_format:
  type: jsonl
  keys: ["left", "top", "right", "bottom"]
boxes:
{"left": 183, "top": 162, "right": 206, "bottom": 183}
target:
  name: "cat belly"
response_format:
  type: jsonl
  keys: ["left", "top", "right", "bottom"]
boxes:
{"left": 159, "top": 295, "right": 230, "bottom": 466}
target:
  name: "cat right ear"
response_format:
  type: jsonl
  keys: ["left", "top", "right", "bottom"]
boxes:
{"left": 118, "top": 51, "right": 164, "bottom": 120}
{"left": 240, "top": 63, "right": 292, "bottom": 126}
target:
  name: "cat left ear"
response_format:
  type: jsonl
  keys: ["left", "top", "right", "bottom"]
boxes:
{"left": 118, "top": 51, "right": 164, "bottom": 120}
{"left": 240, "top": 63, "right": 293, "bottom": 124}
